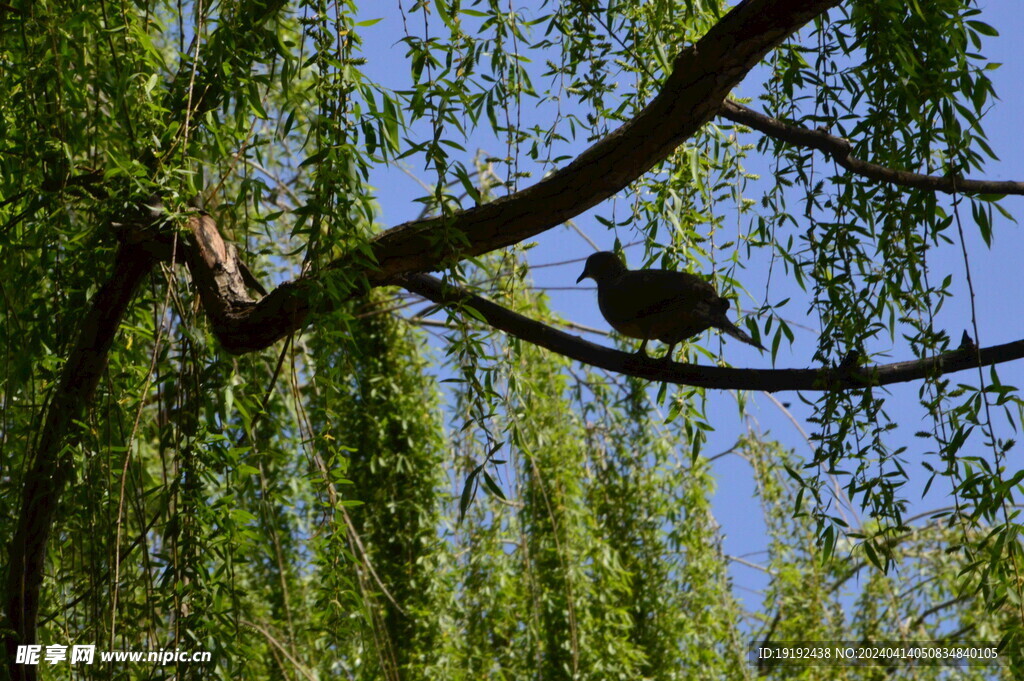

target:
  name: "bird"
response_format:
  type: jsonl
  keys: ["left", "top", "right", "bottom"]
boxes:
{"left": 576, "top": 251, "right": 764, "bottom": 360}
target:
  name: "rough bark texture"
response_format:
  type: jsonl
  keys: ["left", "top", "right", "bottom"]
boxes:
{"left": 183, "top": 214, "right": 311, "bottom": 353}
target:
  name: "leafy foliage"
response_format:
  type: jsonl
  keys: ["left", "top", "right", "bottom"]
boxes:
{"left": 1, "top": 0, "right": 1023, "bottom": 679}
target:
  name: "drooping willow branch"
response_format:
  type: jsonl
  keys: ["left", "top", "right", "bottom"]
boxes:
{"left": 719, "top": 100, "right": 1024, "bottom": 196}
{"left": 12, "top": 1, "right": 1001, "bottom": 676}
{"left": 397, "top": 272, "right": 1024, "bottom": 392}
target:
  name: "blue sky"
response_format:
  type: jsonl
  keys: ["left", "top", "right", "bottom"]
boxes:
{"left": 351, "top": 1, "right": 1024, "bottom": 610}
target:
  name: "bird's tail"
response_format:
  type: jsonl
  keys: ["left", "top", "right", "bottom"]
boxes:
{"left": 717, "top": 320, "right": 765, "bottom": 351}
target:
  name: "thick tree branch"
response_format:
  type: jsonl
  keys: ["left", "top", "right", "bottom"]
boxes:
{"left": 158, "top": 0, "right": 843, "bottom": 352}
{"left": 363, "top": 0, "right": 843, "bottom": 282}
{"left": 182, "top": 214, "right": 311, "bottom": 353}
{"left": 719, "top": 100, "right": 1024, "bottom": 195}
{"left": 397, "top": 273, "right": 1023, "bottom": 392}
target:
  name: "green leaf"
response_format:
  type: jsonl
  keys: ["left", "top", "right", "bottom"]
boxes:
{"left": 966, "top": 20, "right": 999, "bottom": 37}
{"left": 482, "top": 471, "right": 506, "bottom": 501}
{"left": 458, "top": 462, "right": 485, "bottom": 524}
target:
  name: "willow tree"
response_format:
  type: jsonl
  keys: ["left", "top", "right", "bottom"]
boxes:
{"left": 2, "top": 0, "right": 1023, "bottom": 679}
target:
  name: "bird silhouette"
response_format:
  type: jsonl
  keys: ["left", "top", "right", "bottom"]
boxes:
{"left": 577, "top": 251, "right": 764, "bottom": 360}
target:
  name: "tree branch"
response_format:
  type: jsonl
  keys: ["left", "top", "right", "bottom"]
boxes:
{"left": 719, "top": 100, "right": 1024, "bottom": 195}
{"left": 147, "top": 0, "right": 843, "bottom": 353}
{"left": 181, "top": 213, "right": 311, "bottom": 353}
{"left": 397, "top": 273, "right": 1024, "bottom": 392}
{"left": 4, "top": 246, "right": 154, "bottom": 679}
{"left": 363, "top": 0, "right": 843, "bottom": 282}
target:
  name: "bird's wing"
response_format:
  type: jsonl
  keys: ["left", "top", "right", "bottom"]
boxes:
{"left": 597, "top": 269, "right": 721, "bottom": 339}
{"left": 616, "top": 270, "right": 717, "bottom": 315}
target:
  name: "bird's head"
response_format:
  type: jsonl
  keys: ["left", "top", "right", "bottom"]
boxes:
{"left": 576, "top": 251, "right": 627, "bottom": 284}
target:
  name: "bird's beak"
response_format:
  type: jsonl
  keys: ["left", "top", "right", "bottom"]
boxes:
{"left": 576, "top": 268, "right": 589, "bottom": 284}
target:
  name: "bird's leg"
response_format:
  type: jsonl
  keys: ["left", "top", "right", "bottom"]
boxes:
{"left": 636, "top": 338, "right": 649, "bottom": 356}
{"left": 661, "top": 343, "right": 676, "bottom": 363}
